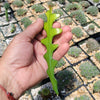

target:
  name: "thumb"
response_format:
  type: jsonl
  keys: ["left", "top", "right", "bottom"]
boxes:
{"left": 21, "top": 18, "right": 44, "bottom": 41}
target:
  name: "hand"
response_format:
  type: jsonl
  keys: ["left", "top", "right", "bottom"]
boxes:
{"left": 0, "top": 19, "right": 72, "bottom": 99}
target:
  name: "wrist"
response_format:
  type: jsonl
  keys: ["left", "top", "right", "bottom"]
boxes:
{"left": 0, "top": 61, "right": 23, "bottom": 99}
{"left": 0, "top": 88, "right": 8, "bottom": 100}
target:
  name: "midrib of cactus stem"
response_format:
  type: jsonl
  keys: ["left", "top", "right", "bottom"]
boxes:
{"left": 44, "top": 8, "right": 58, "bottom": 93}
{"left": 41, "top": 7, "right": 62, "bottom": 95}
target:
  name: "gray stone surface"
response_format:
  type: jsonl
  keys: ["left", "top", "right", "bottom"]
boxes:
{"left": 6, "top": 37, "right": 13, "bottom": 45}
{"left": 0, "top": 14, "right": 16, "bottom": 26}
{"left": 0, "top": 2, "right": 11, "bottom": 15}
{"left": 0, "top": 31, "right": 7, "bottom": 56}
{"left": 0, "top": 40, "right": 7, "bottom": 56}
{"left": 1, "top": 23, "right": 22, "bottom": 37}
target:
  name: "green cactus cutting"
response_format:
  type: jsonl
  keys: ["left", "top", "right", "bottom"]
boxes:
{"left": 41, "top": 8, "right": 62, "bottom": 95}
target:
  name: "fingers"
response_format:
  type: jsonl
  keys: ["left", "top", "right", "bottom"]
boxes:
{"left": 31, "top": 21, "right": 72, "bottom": 62}
{"left": 53, "top": 43, "right": 69, "bottom": 60}
{"left": 54, "top": 31, "right": 72, "bottom": 44}
{"left": 42, "top": 22, "right": 61, "bottom": 37}
{"left": 62, "top": 25, "right": 71, "bottom": 33}
{"left": 36, "top": 22, "right": 61, "bottom": 41}
{"left": 53, "top": 25, "right": 71, "bottom": 42}
{"left": 35, "top": 24, "right": 72, "bottom": 61}
{"left": 54, "top": 26, "right": 72, "bottom": 44}
{"left": 53, "top": 25, "right": 72, "bottom": 61}
{"left": 53, "top": 22, "right": 61, "bottom": 28}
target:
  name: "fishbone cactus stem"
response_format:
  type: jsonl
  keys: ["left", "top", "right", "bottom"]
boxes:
{"left": 41, "top": 7, "right": 62, "bottom": 95}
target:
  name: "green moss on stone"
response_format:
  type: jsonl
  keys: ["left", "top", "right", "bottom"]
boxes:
{"left": 47, "top": 1, "right": 55, "bottom": 7}
{"left": 89, "top": 24, "right": 95, "bottom": 31}
{"left": 31, "top": 4, "right": 45, "bottom": 13}
{"left": 4, "top": 3, "right": 10, "bottom": 21}
{"left": 70, "top": 10, "right": 87, "bottom": 25}
{"left": 53, "top": 8, "right": 64, "bottom": 16}
{"left": 72, "top": 27, "right": 83, "bottom": 38}
{"left": 86, "top": 38, "right": 100, "bottom": 52}
{"left": 13, "top": 0, "right": 23, "bottom": 7}
{"left": 79, "top": 62, "right": 100, "bottom": 79}
{"left": 21, "top": 17, "right": 32, "bottom": 28}
{"left": 58, "top": 0, "right": 65, "bottom": 4}
{"left": 65, "top": 3, "right": 82, "bottom": 12}
{"left": 93, "top": 0, "right": 99, "bottom": 3}
{"left": 4, "top": 2, "right": 10, "bottom": 9}
{"left": 38, "top": 88, "right": 51, "bottom": 100}
{"left": 10, "top": 24, "right": 16, "bottom": 33}
{"left": 75, "top": 95, "right": 90, "bottom": 100}
{"left": 80, "top": 1, "right": 90, "bottom": 8}
{"left": 68, "top": 0, "right": 82, "bottom": 2}
{"left": 68, "top": 46, "right": 82, "bottom": 57}
{"left": 63, "top": 18, "right": 72, "bottom": 25}
{"left": 56, "top": 69, "right": 75, "bottom": 90}
{"left": 86, "top": 6, "right": 99, "bottom": 16}
{"left": 16, "top": 8, "right": 27, "bottom": 16}
{"left": 95, "top": 52, "right": 100, "bottom": 63}
{"left": 56, "top": 58, "right": 66, "bottom": 68}
{"left": 39, "top": 13, "right": 47, "bottom": 22}
{"left": 26, "top": 0, "right": 33, "bottom": 4}
{"left": 93, "top": 80, "right": 100, "bottom": 93}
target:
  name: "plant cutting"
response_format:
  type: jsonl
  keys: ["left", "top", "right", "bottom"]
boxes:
{"left": 86, "top": 6, "right": 99, "bottom": 16}
{"left": 63, "top": 18, "right": 72, "bottom": 25}
{"left": 58, "top": 0, "right": 65, "bottom": 4}
{"left": 16, "top": 8, "right": 27, "bottom": 16}
{"left": 47, "top": 1, "right": 55, "bottom": 7}
{"left": 74, "top": 95, "right": 90, "bottom": 100}
{"left": 31, "top": 4, "right": 45, "bottom": 13}
{"left": 21, "top": 17, "right": 32, "bottom": 28}
{"left": 0, "top": 1, "right": 1, "bottom": 13}
{"left": 10, "top": 23, "right": 16, "bottom": 33}
{"left": 79, "top": 1, "right": 90, "bottom": 9}
{"left": 68, "top": 0, "right": 82, "bottom": 2}
{"left": 93, "top": 80, "right": 100, "bottom": 93}
{"left": 88, "top": 24, "right": 95, "bottom": 31}
{"left": 38, "top": 88, "right": 51, "bottom": 100}
{"left": 53, "top": 8, "right": 64, "bottom": 17}
{"left": 55, "top": 58, "right": 66, "bottom": 68}
{"left": 65, "top": 45, "right": 87, "bottom": 64}
{"left": 56, "top": 69, "right": 75, "bottom": 91}
{"left": 39, "top": 13, "right": 47, "bottom": 22}
{"left": 85, "top": 24, "right": 96, "bottom": 35}
{"left": 90, "top": 51, "right": 100, "bottom": 69}
{"left": 54, "top": 57, "right": 69, "bottom": 73}
{"left": 4, "top": 2, "right": 10, "bottom": 21}
{"left": 72, "top": 27, "right": 83, "bottom": 38}
{"left": 79, "top": 61, "right": 100, "bottom": 79}
{"left": 93, "top": 0, "right": 99, "bottom": 3}
{"left": 70, "top": 10, "right": 87, "bottom": 25}
{"left": 86, "top": 38, "right": 100, "bottom": 53}
{"left": 13, "top": 0, "right": 23, "bottom": 7}
{"left": 26, "top": 0, "right": 33, "bottom": 4}
{"left": 65, "top": 3, "right": 82, "bottom": 13}
{"left": 41, "top": 7, "right": 62, "bottom": 95}
{"left": 95, "top": 52, "right": 100, "bottom": 63}
{"left": 68, "top": 46, "right": 82, "bottom": 57}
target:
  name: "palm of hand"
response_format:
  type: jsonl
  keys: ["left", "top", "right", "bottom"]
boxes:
{"left": 0, "top": 36, "right": 48, "bottom": 98}
{"left": 6, "top": 38, "right": 47, "bottom": 90}
{"left": 0, "top": 19, "right": 72, "bottom": 99}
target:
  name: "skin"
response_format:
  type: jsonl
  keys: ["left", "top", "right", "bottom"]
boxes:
{"left": 0, "top": 18, "right": 72, "bottom": 99}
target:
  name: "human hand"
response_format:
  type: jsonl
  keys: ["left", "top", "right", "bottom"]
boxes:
{"left": 0, "top": 18, "right": 72, "bottom": 99}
